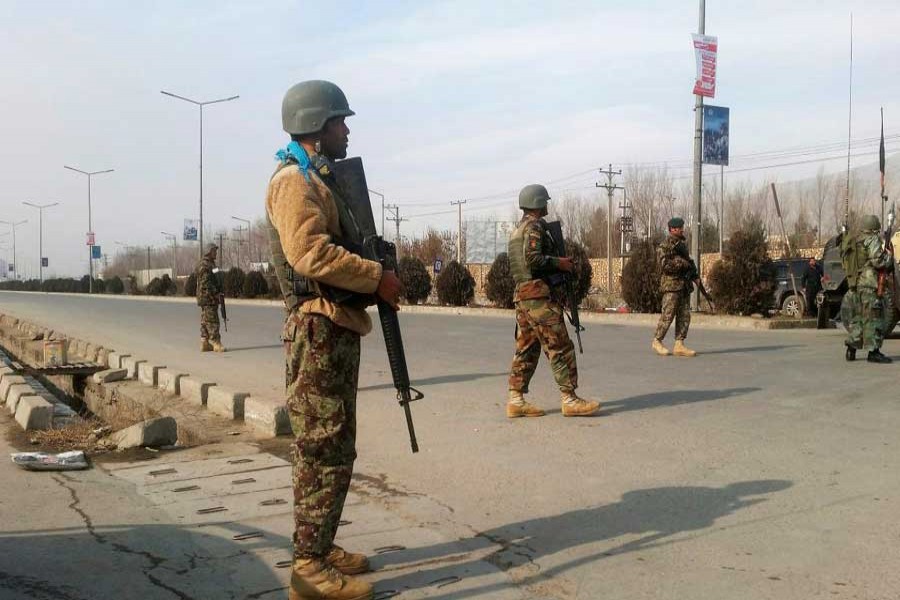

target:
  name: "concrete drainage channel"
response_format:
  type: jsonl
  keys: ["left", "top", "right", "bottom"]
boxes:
{"left": 0, "top": 312, "right": 291, "bottom": 444}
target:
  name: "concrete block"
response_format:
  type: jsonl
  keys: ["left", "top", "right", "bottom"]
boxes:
{"left": 121, "top": 357, "right": 146, "bottom": 379}
{"left": 137, "top": 363, "right": 166, "bottom": 387}
{"left": 207, "top": 387, "right": 250, "bottom": 420}
{"left": 97, "top": 348, "right": 111, "bottom": 366}
{"left": 179, "top": 377, "right": 216, "bottom": 406}
{"left": 83, "top": 344, "right": 99, "bottom": 362}
{"left": 244, "top": 396, "right": 292, "bottom": 436}
{"left": 14, "top": 396, "right": 54, "bottom": 431}
{"left": 0, "top": 375, "right": 27, "bottom": 401}
{"left": 7, "top": 384, "right": 39, "bottom": 414}
{"left": 0, "top": 366, "right": 14, "bottom": 378}
{"left": 157, "top": 369, "right": 188, "bottom": 395}
{"left": 108, "top": 352, "right": 130, "bottom": 369}
{"left": 93, "top": 369, "right": 128, "bottom": 384}
{"left": 110, "top": 416, "right": 177, "bottom": 449}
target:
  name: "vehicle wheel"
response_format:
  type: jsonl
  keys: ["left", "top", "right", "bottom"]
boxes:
{"left": 816, "top": 300, "right": 830, "bottom": 329}
{"left": 781, "top": 294, "right": 805, "bottom": 318}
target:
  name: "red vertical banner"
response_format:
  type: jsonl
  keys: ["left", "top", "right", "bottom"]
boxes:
{"left": 692, "top": 34, "right": 718, "bottom": 98}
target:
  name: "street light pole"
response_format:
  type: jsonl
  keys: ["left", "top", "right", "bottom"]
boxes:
{"left": 22, "top": 201, "right": 59, "bottom": 283}
{"left": 161, "top": 90, "right": 239, "bottom": 260}
{"left": 0, "top": 220, "right": 27, "bottom": 281}
{"left": 231, "top": 216, "right": 252, "bottom": 264}
{"left": 64, "top": 165, "right": 113, "bottom": 293}
{"left": 161, "top": 232, "right": 177, "bottom": 279}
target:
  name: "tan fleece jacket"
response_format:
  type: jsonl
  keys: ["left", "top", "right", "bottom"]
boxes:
{"left": 266, "top": 163, "right": 382, "bottom": 335}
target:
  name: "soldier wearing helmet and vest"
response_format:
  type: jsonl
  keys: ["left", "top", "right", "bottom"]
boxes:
{"left": 505, "top": 183, "right": 601, "bottom": 418}
{"left": 195, "top": 243, "right": 225, "bottom": 352}
{"left": 840, "top": 214, "right": 893, "bottom": 363}
{"left": 266, "top": 80, "right": 402, "bottom": 600}
{"left": 652, "top": 217, "right": 699, "bottom": 357}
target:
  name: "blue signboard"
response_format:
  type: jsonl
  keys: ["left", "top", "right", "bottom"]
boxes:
{"left": 433, "top": 258, "right": 443, "bottom": 273}
{"left": 184, "top": 218, "right": 199, "bottom": 241}
{"left": 41, "top": 257, "right": 48, "bottom": 267}
{"left": 703, "top": 105, "right": 729, "bottom": 166}
{"left": 91, "top": 245, "right": 102, "bottom": 259}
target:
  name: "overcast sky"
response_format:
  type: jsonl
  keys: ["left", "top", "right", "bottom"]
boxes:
{"left": 2, "top": 0, "right": 899, "bottom": 278}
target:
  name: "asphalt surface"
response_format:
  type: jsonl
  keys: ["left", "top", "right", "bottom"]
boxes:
{"left": 1, "top": 291, "right": 899, "bottom": 599}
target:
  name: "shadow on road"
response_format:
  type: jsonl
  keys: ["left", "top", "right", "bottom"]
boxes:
{"left": 700, "top": 344, "right": 804, "bottom": 355}
{"left": 359, "top": 372, "right": 508, "bottom": 392}
{"left": 600, "top": 386, "right": 760, "bottom": 415}
{"left": 372, "top": 479, "right": 792, "bottom": 599}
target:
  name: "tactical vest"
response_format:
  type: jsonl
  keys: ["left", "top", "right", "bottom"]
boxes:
{"left": 508, "top": 218, "right": 559, "bottom": 284}
{"left": 266, "top": 155, "right": 372, "bottom": 312}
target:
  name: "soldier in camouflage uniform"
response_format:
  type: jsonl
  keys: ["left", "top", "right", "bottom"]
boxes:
{"left": 652, "top": 217, "right": 698, "bottom": 357}
{"left": 266, "top": 80, "right": 402, "bottom": 600}
{"left": 195, "top": 244, "right": 225, "bottom": 353}
{"left": 841, "top": 214, "right": 893, "bottom": 363}
{"left": 506, "top": 184, "right": 600, "bottom": 418}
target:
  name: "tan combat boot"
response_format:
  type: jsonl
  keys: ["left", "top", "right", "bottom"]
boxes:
{"left": 672, "top": 340, "right": 697, "bottom": 357}
{"left": 561, "top": 391, "right": 601, "bottom": 417}
{"left": 200, "top": 339, "right": 213, "bottom": 352}
{"left": 651, "top": 338, "right": 671, "bottom": 356}
{"left": 506, "top": 390, "right": 545, "bottom": 418}
{"left": 326, "top": 545, "right": 370, "bottom": 575}
{"left": 211, "top": 341, "right": 226, "bottom": 353}
{"left": 289, "top": 557, "right": 373, "bottom": 600}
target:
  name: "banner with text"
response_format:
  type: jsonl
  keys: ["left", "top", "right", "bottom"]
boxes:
{"left": 183, "top": 219, "right": 199, "bottom": 241}
{"left": 692, "top": 34, "right": 718, "bottom": 98}
{"left": 703, "top": 105, "right": 729, "bottom": 165}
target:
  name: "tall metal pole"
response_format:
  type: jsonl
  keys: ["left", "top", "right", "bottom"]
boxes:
{"left": 451, "top": 200, "right": 467, "bottom": 263}
{"left": 64, "top": 166, "right": 113, "bottom": 293}
{"left": 231, "top": 216, "right": 252, "bottom": 265}
{"left": 690, "top": 0, "right": 706, "bottom": 310}
{"left": 719, "top": 165, "right": 725, "bottom": 253}
{"left": 0, "top": 220, "right": 27, "bottom": 281}
{"left": 161, "top": 91, "right": 239, "bottom": 259}
{"left": 23, "top": 202, "right": 59, "bottom": 284}
{"left": 596, "top": 164, "right": 623, "bottom": 294}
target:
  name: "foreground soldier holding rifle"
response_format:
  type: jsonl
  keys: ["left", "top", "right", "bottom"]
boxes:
{"left": 266, "top": 80, "right": 415, "bottom": 600}
{"left": 505, "top": 184, "right": 600, "bottom": 419}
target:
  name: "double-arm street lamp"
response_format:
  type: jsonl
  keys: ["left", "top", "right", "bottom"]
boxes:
{"left": 22, "top": 201, "right": 59, "bottom": 283}
{"left": 64, "top": 165, "right": 114, "bottom": 293}
{"left": 160, "top": 90, "right": 239, "bottom": 260}
{"left": 0, "top": 220, "right": 27, "bottom": 281}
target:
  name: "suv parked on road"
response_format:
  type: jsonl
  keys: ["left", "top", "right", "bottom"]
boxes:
{"left": 772, "top": 257, "right": 814, "bottom": 317}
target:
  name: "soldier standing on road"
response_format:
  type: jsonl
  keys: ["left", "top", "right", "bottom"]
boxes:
{"left": 195, "top": 243, "right": 225, "bottom": 353}
{"left": 652, "top": 217, "right": 698, "bottom": 357}
{"left": 506, "top": 184, "right": 601, "bottom": 419}
{"left": 802, "top": 257, "right": 823, "bottom": 317}
{"left": 266, "top": 80, "right": 402, "bottom": 600}
{"left": 841, "top": 214, "right": 893, "bottom": 363}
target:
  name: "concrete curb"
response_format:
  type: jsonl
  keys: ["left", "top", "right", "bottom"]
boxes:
{"left": 207, "top": 387, "right": 249, "bottom": 420}
{"left": 15, "top": 396, "right": 54, "bottom": 430}
{"left": 180, "top": 377, "right": 216, "bottom": 406}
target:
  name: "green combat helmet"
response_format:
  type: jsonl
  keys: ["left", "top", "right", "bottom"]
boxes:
{"left": 861, "top": 214, "right": 881, "bottom": 232}
{"left": 519, "top": 184, "right": 551, "bottom": 210}
{"left": 282, "top": 80, "right": 355, "bottom": 135}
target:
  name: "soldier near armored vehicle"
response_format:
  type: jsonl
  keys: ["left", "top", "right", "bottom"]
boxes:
{"left": 506, "top": 183, "right": 600, "bottom": 419}
{"left": 652, "top": 217, "right": 698, "bottom": 357}
{"left": 195, "top": 243, "right": 225, "bottom": 353}
{"left": 840, "top": 214, "right": 893, "bottom": 363}
{"left": 266, "top": 80, "right": 402, "bottom": 600}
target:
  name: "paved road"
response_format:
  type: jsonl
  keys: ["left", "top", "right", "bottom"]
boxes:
{"left": 1, "top": 291, "right": 900, "bottom": 599}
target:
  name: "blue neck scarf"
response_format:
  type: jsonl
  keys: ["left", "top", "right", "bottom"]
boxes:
{"left": 275, "top": 141, "right": 312, "bottom": 181}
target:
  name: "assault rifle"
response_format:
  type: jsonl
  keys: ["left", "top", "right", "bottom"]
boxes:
{"left": 332, "top": 157, "right": 422, "bottom": 453}
{"left": 219, "top": 295, "right": 228, "bottom": 332}
{"left": 877, "top": 204, "right": 896, "bottom": 298}
{"left": 212, "top": 268, "right": 228, "bottom": 331}
{"left": 545, "top": 221, "right": 584, "bottom": 353}
{"left": 687, "top": 258, "right": 715, "bottom": 311}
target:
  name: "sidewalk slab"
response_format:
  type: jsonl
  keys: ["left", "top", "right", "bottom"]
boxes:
{"left": 180, "top": 377, "right": 215, "bottom": 406}
{"left": 14, "top": 396, "right": 54, "bottom": 430}
{"left": 207, "top": 387, "right": 249, "bottom": 420}
{"left": 93, "top": 369, "right": 128, "bottom": 384}
{"left": 244, "top": 396, "right": 291, "bottom": 436}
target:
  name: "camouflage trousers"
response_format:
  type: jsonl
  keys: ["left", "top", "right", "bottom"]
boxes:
{"left": 283, "top": 311, "right": 360, "bottom": 558}
{"left": 655, "top": 290, "right": 691, "bottom": 341}
{"left": 841, "top": 288, "right": 884, "bottom": 351}
{"left": 199, "top": 305, "right": 221, "bottom": 342}
{"left": 508, "top": 298, "right": 577, "bottom": 394}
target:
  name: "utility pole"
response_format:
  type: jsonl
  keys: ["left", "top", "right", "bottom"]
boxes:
{"left": 451, "top": 200, "right": 467, "bottom": 263}
{"left": 161, "top": 232, "right": 177, "bottom": 278}
{"left": 231, "top": 216, "right": 252, "bottom": 263}
{"left": 146, "top": 246, "right": 152, "bottom": 271}
{"left": 385, "top": 204, "right": 406, "bottom": 259}
{"left": 0, "top": 220, "right": 27, "bottom": 281}
{"left": 22, "top": 202, "right": 58, "bottom": 284}
{"left": 217, "top": 233, "right": 225, "bottom": 269}
{"left": 64, "top": 165, "right": 114, "bottom": 293}
{"left": 232, "top": 225, "right": 248, "bottom": 269}
{"left": 690, "top": 0, "right": 707, "bottom": 310}
{"left": 596, "top": 164, "right": 624, "bottom": 294}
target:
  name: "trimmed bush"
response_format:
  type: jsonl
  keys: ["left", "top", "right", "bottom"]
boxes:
{"left": 485, "top": 253, "right": 515, "bottom": 309}
{"left": 568, "top": 240, "right": 592, "bottom": 305}
{"left": 106, "top": 276, "right": 124, "bottom": 294}
{"left": 435, "top": 260, "right": 475, "bottom": 306}
{"left": 185, "top": 272, "right": 197, "bottom": 297}
{"left": 223, "top": 267, "right": 245, "bottom": 298}
{"left": 621, "top": 238, "right": 661, "bottom": 313}
{"left": 708, "top": 221, "right": 776, "bottom": 315}
{"left": 242, "top": 271, "right": 269, "bottom": 298}
{"left": 145, "top": 277, "right": 165, "bottom": 296}
{"left": 398, "top": 256, "right": 432, "bottom": 305}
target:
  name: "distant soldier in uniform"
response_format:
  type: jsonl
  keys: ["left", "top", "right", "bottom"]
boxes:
{"left": 506, "top": 183, "right": 600, "bottom": 418}
{"left": 652, "top": 217, "right": 698, "bottom": 357}
{"left": 841, "top": 214, "right": 892, "bottom": 363}
{"left": 802, "top": 257, "right": 823, "bottom": 317}
{"left": 195, "top": 243, "right": 225, "bottom": 353}
{"left": 266, "top": 80, "right": 402, "bottom": 600}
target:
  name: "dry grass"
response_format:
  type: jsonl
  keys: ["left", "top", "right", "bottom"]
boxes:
{"left": 28, "top": 417, "right": 114, "bottom": 454}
